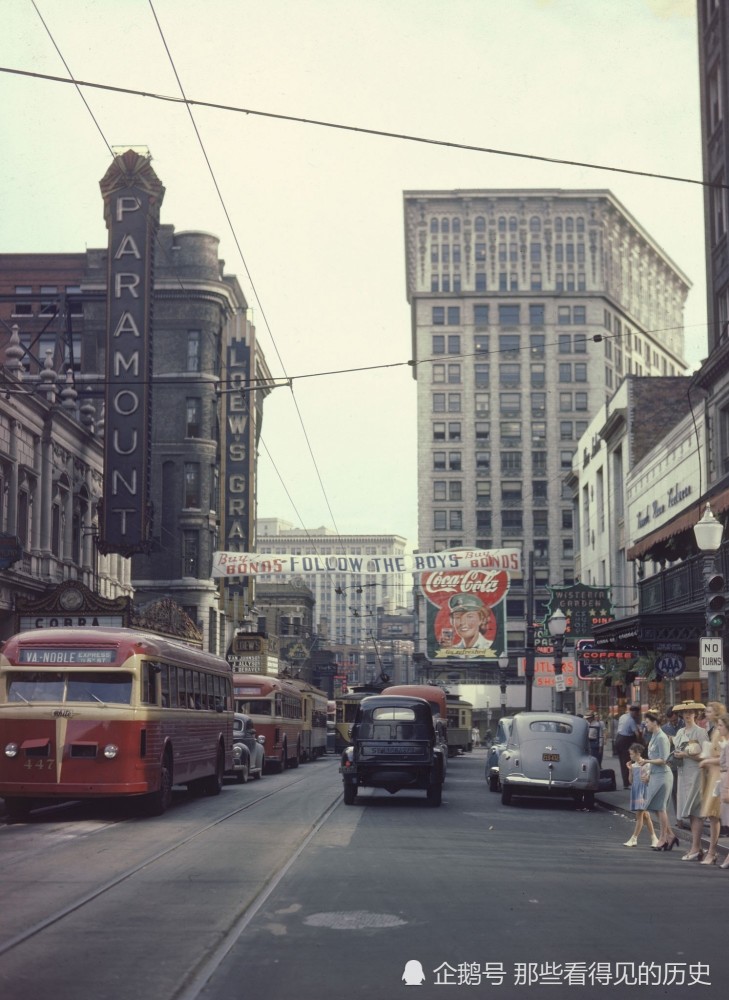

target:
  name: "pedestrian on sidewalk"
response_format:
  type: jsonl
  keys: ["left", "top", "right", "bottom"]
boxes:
{"left": 643, "top": 710, "right": 678, "bottom": 851}
{"left": 614, "top": 704, "right": 643, "bottom": 789}
{"left": 586, "top": 711, "right": 605, "bottom": 766}
{"left": 719, "top": 714, "right": 729, "bottom": 863}
{"left": 681, "top": 701, "right": 727, "bottom": 865}
{"left": 624, "top": 743, "right": 659, "bottom": 848}
{"left": 672, "top": 702, "right": 707, "bottom": 830}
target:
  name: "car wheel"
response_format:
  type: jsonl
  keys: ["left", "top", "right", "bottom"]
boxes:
{"left": 343, "top": 782, "right": 357, "bottom": 805}
{"left": 488, "top": 773, "right": 500, "bottom": 793}
{"left": 582, "top": 791, "right": 595, "bottom": 810}
{"left": 501, "top": 783, "right": 513, "bottom": 805}
{"left": 426, "top": 781, "right": 443, "bottom": 807}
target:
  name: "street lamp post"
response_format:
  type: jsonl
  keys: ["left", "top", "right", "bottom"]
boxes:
{"left": 548, "top": 609, "right": 568, "bottom": 713}
{"left": 693, "top": 502, "right": 726, "bottom": 702}
{"left": 498, "top": 651, "right": 509, "bottom": 720}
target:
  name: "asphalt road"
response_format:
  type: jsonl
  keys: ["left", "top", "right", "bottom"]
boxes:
{"left": 2, "top": 751, "right": 729, "bottom": 999}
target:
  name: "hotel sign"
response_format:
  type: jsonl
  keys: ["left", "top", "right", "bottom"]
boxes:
{"left": 98, "top": 150, "right": 165, "bottom": 556}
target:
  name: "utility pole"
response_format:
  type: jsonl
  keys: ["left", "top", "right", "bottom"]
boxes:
{"left": 525, "top": 551, "right": 535, "bottom": 711}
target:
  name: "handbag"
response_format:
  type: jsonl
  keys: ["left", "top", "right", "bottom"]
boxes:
{"left": 684, "top": 741, "right": 701, "bottom": 757}
{"left": 712, "top": 778, "right": 722, "bottom": 798}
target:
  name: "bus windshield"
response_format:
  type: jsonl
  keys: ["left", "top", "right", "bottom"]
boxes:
{"left": 7, "top": 671, "right": 133, "bottom": 705}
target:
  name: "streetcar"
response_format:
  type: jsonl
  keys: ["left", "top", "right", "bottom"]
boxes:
{"left": 0, "top": 627, "right": 234, "bottom": 819}
{"left": 446, "top": 694, "right": 474, "bottom": 756}
{"left": 333, "top": 682, "right": 389, "bottom": 754}
{"left": 232, "top": 674, "right": 307, "bottom": 771}
{"left": 288, "top": 678, "right": 328, "bottom": 761}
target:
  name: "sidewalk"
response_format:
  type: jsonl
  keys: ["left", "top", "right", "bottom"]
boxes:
{"left": 596, "top": 751, "right": 729, "bottom": 860}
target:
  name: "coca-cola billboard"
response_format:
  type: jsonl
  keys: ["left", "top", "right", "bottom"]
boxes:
{"left": 421, "top": 569, "right": 509, "bottom": 660}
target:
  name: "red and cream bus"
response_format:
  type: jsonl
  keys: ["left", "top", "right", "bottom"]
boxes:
{"left": 232, "top": 674, "right": 309, "bottom": 771}
{"left": 0, "top": 628, "right": 234, "bottom": 819}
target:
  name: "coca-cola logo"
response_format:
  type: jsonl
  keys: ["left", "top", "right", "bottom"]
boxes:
{"left": 421, "top": 569, "right": 509, "bottom": 604}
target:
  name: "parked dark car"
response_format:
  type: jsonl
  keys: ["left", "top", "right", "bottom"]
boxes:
{"left": 498, "top": 712, "right": 600, "bottom": 808}
{"left": 340, "top": 695, "right": 446, "bottom": 806}
{"left": 485, "top": 716, "right": 513, "bottom": 792}
{"left": 228, "top": 713, "right": 265, "bottom": 783}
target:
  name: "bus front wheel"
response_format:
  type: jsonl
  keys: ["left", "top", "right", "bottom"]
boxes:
{"left": 203, "top": 746, "right": 225, "bottom": 796}
{"left": 144, "top": 756, "right": 173, "bottom": 816}
{"left": 4, "top": 797, "right": 33, "bottom": 822}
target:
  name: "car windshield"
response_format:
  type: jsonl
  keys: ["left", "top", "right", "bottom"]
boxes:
{"left": 529, "top": 720, "right": 573, "bottom": 734}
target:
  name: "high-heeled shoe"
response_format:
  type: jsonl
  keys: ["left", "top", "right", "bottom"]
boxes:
{"left": 665, "top": 836, "right": 679, "bottom": 851}
{"left": 624, "top": 836, "right": 638, "bottom": 847}
{"left": 719, "top": 856, "right": 729, "bottom": 870}
{"left": 700, "top": 852, "right": 717, "bottom": 865}
{"left": 650, "top": 835, "right": 660, "bottom": 848}
{"left": 681, "top": 851, "right": 703, "bottom": 861}
{"left": 651, "top": 841, "right": 667, "bottom": 851}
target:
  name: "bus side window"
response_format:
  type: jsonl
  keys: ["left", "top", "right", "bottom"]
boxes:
{"left": 169, "top": 665, "right": 178, "bottom": 710}
{"left": 179, "top": 668, "right": 189, "bottom": 708}
{"left": 192, "top": 671, "right": 201, "bottom": 710}
{"left": 141, "top": 663, "right": 157, "bottom": 705}
{"left": 160, "top": 663, "right": 170, "bottom": 708}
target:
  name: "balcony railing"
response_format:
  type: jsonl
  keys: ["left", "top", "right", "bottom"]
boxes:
{"left": 638, "top": 550, "right": 719, "bottom": 613}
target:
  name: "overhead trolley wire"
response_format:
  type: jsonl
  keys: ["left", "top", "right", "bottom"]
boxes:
{"left": 0, "top": 63, "right": 723, "bottom": 192}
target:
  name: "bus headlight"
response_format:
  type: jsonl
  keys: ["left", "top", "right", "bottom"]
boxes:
{"left": 103, "top": 744, "right": 119, "bottom": 759}
{"left": 4, "top": 742, "right": 19, "bottom": 758}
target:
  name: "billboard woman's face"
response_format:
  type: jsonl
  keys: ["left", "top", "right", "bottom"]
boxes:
{"left": 451, "top": 609, "right": 487, "bottom": 646}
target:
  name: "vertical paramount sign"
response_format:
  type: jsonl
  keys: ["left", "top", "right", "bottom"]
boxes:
{"left": 98, "top": 150, "right": 165, "bottom": 555}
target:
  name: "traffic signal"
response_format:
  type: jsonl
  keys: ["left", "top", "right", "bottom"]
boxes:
{"left": 706, "top": 573, "right": 727, "bottom": 634}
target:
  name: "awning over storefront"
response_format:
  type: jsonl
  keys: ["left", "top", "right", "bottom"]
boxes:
{"left": 627, "top": 485, "right": 729, "bottom": 562}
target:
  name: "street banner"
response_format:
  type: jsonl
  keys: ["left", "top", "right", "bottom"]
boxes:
{"left": 212, "top": 548, "right": 521, "bottom": 578}
{"left": 421, "top": 568, "right": 510, "bottom": 660}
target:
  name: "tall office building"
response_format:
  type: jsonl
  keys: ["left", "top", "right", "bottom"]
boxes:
{"left": 403, "top": 189, "right": 690, "bottom": 649}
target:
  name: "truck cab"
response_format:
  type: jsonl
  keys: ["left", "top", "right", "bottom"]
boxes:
{"left": 340, "top": 695, "right": 445, "bottom": 807}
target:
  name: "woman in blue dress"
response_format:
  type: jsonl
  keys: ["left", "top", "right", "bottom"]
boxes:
{"left": 643, "top": 711, "right": 679, "bottom": 851}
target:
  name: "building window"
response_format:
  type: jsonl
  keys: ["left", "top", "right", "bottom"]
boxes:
{"left": 449, "top": 481, "right": 462, "bottom": 501}
{"left": 476, "top": 480, "right": 491, "bottom": 501}
{"left": 474, "top": 304, "right": 489, "bottom": 326}
{"left": 475, "top": 392, "right": 489, "bottom": 414}
{"left": 433, "top": 422, "right": 445, "bottom": 441}
{"left": 558, "top": 306, "right": 572, "bottom": 325}
{"left": 447, "top": 364, "right": 461, "bottom": 383}
{"left": 449, "top": 510, "right": 463, "bottom": 531}
{"left": 500, "top": 422, "right": 521, "bottom": 445}
{"left": 186, "top": 398, "right": 202, "bottom": 437}
{"left": 447, "top": 334, "right": 461, "bottom": 353}
{"left": 448, "top": 393, "right": 461, "bottom": 412}
{"left": 574, "top": 333, "right": 587, "bottom": 353}
{"left": 531, "top": 393, "right": 546, "bottom": 418}
{"left": 13, "top": 286, "right": 33, "bottom": 316}
{"left": 502, "top": 508, "right": 523, "bottom": 531}
{"left": 573, "top": 306, "right": 586, "bottom": 324}
{"left": 39, "top": 286, "right": 58, "bottom": 317}
{"left": 447, "top": 307, "right": 461, "bottom": 325}
{"left": 449, "top": 452, "right": 462, "bottom": 471}
{"left": 500, "top": 364, "right": 520, "bottom": 387}
{"left": 501, "top": 452, "right": 522, "bottom": 474}
{"left": 475, "top": 273, "right": 487, "bottom": 292}
{"left": 475, "top": 335, "right": 489, "bottom": 353}
{"left": 475, "top": 421, "right": 489, "bottom": 442}
{"left": 530, "top": 334, "right": 545, "bottom": 359}
{"left": 502, "top": 480, "right": 522, "bottom": 502}
{"left": 434, "top": 481, "right": 447, "bottom": 500}
{"left": 432, "top": 306, "right": 445, "bottom": 325}
{"left": 434, "top": 510, "right": 447, "bottom": 531}
{"left": 475, "top": 451, "right": 490, "bottom": 471}
{"left": 184, "top": 462, "right": 201, "bottom": 508}
{"left": 574, "top": 363, "right": 587, "bottom": 382}
{"left": 560, "top": 450, "right": 574, "bottom": 470}
{"left": 432, "top": 334, "right": 445, "bottom": 354}
{"left": 433, "top": 364, "right": 446, "bottom": 383}
{"left": 560, "top": 421, "right": 573, "bottom": 441}
{"left": 531, "top": 365, "right": 545, "bottom": 388}
{"left": 448, "top": 421, "right": 461, "bottom": 440}
{"left": 433, "top": 393, "right": 446, "bottom": 412}
{"left": 183, "top": 530, "right": 199, "bottom": 577}
{"left": 529, "top": 304, "right": 545, "bottom": 326}
{"left": 433, "top": 451, "right": 446, "bottom": 470}
{"left": 498, "top": 304, "right": 520, "bottom": 326}
{"left": 533, "top": 481, "right": 548, "bottom": 502}
{"left": 499, "top": 334, "right": 520, "bottom": 358}
{"left": 558, "top": 334, "right": 572, "bottom": 353}
{"left": 532, "top": 451, "right": 547, "bottom": 473}
{"left": 532, "top": 421, "right": 546, "bottom": 444}
{"left": 562, "top": 509, "right": 573, "bottom": 530}
{"left": 187, "top": 330, "right": 201, "bottom": 372}
{"left": 559, "top": 393, "right": 572, "bottom": 412}
{"left": 475, "top": 363, "right": 490, "bottom": 386}
{"left": 500, "top": 393, "right": 521, "bottom": 417}
{"left": 559, "top": 363, "right": 572, "bottom": 382}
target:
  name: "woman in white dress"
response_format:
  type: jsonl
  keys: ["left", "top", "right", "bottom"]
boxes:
{"left": 672, "top": 702, "right": 707, "bottom": 827}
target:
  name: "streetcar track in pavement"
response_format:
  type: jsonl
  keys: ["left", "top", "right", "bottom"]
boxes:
{"left": 173, "top": 790, "right": 343, "bottom": 1000}
{"left": 0, "top": 762, "right": 339, "bottom": 960}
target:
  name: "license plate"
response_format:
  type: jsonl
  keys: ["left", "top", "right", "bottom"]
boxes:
{"left": 542, "top": 753, "right": 560, "bottom": 762}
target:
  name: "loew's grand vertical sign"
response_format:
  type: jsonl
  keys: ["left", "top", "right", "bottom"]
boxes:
{"left": 98, "top": 150, "right": 165, "bottom": 556}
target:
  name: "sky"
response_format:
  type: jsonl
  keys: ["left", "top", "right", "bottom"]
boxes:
{"left": 0, "top": 0, "right": 705, "bottom": 550}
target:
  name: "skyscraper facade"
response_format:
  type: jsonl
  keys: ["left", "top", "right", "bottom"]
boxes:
{"left": 403, "top": 189, "right": 690, "bottom": 649}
